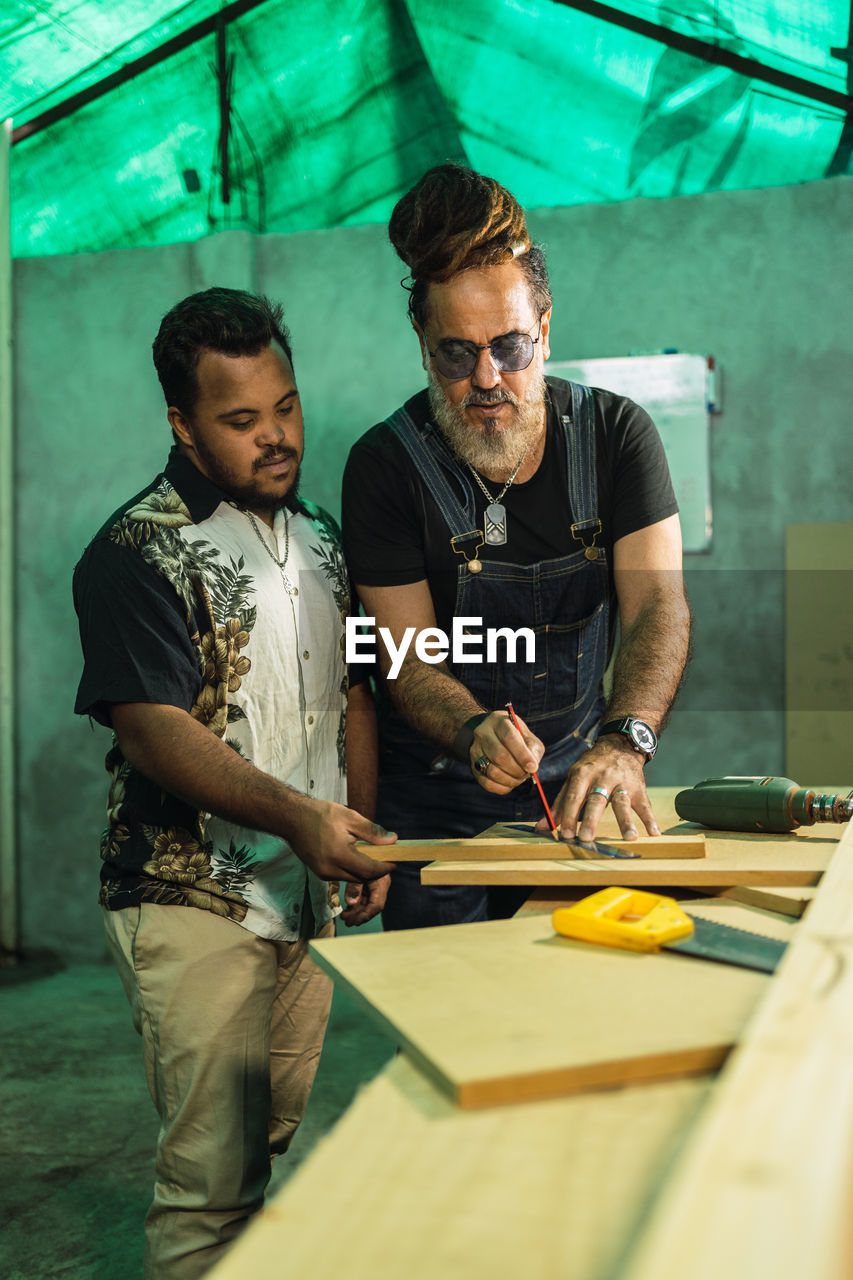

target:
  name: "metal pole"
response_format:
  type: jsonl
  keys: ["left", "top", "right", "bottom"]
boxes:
{"left": 0, "top": 117, "right": 17, "bottom": 957}
{"left": 551, "top": 0, "right": 852, "bottom": 115}
{"left": 217, "top": 17, "right": 231, "bottom": 207}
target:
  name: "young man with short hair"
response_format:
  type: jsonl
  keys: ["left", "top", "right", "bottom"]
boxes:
{"left": 74, "top": 287, "right": 395, "bottom": 1278}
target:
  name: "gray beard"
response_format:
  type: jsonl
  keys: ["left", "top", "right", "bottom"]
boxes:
{"left": 428, "top": 368, "right": 546, "bottom": 479}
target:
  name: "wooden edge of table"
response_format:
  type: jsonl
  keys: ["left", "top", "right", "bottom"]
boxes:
{"left": 356, "top": 834, "right": 706, "bottom": 861}
{"left": 616, "top": 820, "right": 853, "bottom": 1280}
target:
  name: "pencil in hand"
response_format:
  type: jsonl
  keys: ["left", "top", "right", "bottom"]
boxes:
{"left": 505, "top": 702, "right": 559, "bottom": 841}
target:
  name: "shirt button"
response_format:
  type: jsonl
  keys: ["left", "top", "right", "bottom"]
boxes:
{"left": 303, "top": 650, "right": 310, "bottom": 659}
{"left": 307, "top": 714, "right": 314, "bottom": 725}
{"left": 293, "top": 587, "right": 299, "bottom": 596}
{"left": 309, "top": 779, "right": 315, "bottom": 790}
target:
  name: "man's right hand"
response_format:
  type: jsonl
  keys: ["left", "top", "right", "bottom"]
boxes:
{"left": 110, "top": 702, "right": 396, "bottom": 885}
{"left": 468, "top": 709, "right": 544, "bottom": 794}
{"left": 287, "top": 799, "right": 397, "bottom": 883}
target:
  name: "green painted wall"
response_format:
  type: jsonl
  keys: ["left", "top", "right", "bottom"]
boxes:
{"left": 14, "top": 175, "right": 853, "bottom": 960}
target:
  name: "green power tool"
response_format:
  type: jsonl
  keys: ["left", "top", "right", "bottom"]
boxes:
{"left": 674, "top": 776, "right": 853, "bottom": 833}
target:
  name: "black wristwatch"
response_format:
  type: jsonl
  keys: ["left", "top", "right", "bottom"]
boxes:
{"left": 597, "top": 716, "right": 658, "bottom": 762}
{"left": 452, "top": 712, "right": 489, "bottom": 763}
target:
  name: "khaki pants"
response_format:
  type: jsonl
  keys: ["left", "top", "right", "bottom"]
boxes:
{"left": 104, "top": 902, "right": 334, "bottom": 1280}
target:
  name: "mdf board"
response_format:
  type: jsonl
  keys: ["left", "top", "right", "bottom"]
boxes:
{"left": 422, "top": 786, "right": 840, "bottom": 889}
{"left": 209, "top": 1056, "right": 712, "bottom": 1280}
{"left": 786, "top": 521, "right": 853, "bottom": 786}
{"left": 310, "top": 912, "right": 769, "bottom": 1108}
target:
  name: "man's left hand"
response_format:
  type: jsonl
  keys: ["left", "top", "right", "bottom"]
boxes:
{"left": 536, "top": 740, "right": 661, "bottom": 842}
{"left": 340, "top": 874, "right": 391, "bottom": 927}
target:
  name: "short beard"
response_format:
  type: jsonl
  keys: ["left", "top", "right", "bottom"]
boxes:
{"left": 428, "top": 367, "right": 546, "bottom": 479}
{"left": 193, "top": 435, "right": 301, "bottom": 512}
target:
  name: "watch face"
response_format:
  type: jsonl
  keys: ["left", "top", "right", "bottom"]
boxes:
{"left": 630, "top": 721, "right": 657, "bottom": 753}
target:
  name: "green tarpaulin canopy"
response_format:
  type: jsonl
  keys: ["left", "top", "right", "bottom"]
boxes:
{"left": 3, "top": 0, "right": 852, "bottom": 257}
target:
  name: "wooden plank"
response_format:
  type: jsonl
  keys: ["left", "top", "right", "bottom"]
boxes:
{"left": 786, "top": 521, "right": 853, "bottom": 786}
{"left": 514, "top": 886, "right": 603, "bottom": 915}
{"left": 421, "top": 841, "right": 832, "bottom": 888}
{"left": 209, "top": 1056, "right": 713, "bottom": 1280}
{"left": 406, "top": 787, "right": 840, "bottom": 886}
{"left": 358, "top": 829, "right": 705, "bottom": 861}
{"left": 618, "top": 818, "right": 853, "bottom": 1280}
{"left": 310, "top": 913, "right": 768, "bottom": 1108}
{"left": 720, "top": 884, "right": 816, "bottom": 919}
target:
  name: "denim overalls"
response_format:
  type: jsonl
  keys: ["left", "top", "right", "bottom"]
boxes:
{"left": 377, "top": 378, "right": 611, "bottom": 928}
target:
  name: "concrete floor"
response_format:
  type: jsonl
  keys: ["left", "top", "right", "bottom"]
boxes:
{"left": 0, "top": 932, "right": 395, "bottom": 1280}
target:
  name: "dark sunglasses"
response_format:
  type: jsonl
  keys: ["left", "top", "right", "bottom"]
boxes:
{"left": 427, "top": 315, "right": 544, "bottom": 381}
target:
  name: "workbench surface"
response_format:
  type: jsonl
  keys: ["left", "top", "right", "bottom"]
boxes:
{"left": 209, "top": 794, "right": 851, "bottom": 1280}
{"left": 422, "top": 786, "right": 839, "bottom": 886}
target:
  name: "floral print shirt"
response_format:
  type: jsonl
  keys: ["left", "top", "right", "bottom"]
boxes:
{"left": 73, "top": 449, "right": 350, "bottom": 941}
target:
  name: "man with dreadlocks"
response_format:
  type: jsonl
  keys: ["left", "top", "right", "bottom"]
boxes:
{"left": 343, "top": 164, "right": 691, "bottom": 930}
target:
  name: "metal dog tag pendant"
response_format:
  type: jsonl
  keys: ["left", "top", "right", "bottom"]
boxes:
{"left": 484, "top": 503, "right": 507, "bottom": 546}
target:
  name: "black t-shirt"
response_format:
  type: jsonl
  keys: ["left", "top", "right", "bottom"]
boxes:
{"left": 342, "top": 381, "right": 679, "bottom": 631}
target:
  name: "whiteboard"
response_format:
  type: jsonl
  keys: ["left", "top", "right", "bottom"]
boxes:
{"left": 546, "top": 353, "right": 713, "bottom": 553}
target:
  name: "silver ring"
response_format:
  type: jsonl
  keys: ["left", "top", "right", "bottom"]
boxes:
{"left": 589, "top": 786, "right": 610, "bottom": 801}
{"left": 474, "top": 754, "right": 491, "bottom": 776}
{"left": 612, "top": 787, "right": 629, "bottom": 798}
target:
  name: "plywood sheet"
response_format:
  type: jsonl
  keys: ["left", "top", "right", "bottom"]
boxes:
{"left": 786, "top": 522, "right": 853, "bottom": 787}
{"left": 310, "top": 913, "right": 768, "bottom": 1108}
{"left": 209, "top": 1057, "right": 712, "bottom": 1280}
{"left": 422, "top": 786, "right": 840, "bottom": 888}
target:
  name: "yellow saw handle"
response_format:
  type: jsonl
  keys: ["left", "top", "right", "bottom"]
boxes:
{"left": 552, "top": 887, "right": 694, "bottom": 953}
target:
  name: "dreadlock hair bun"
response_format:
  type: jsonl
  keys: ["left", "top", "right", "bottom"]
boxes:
{"left": 389, "top": 164, "right": 530, "bottom": 283}
{"left": 389, "top": 164, "right": 551, "bottom": 328}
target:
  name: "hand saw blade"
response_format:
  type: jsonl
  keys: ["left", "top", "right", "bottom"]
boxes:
{"left": 667, "top": 915, "right": 788, "bottom": 974}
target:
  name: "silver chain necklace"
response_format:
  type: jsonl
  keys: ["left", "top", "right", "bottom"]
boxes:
{"left": 467, "top": 440, "right": 532, "bottom": 546}
{"left": 246, "top": 510, "right": 298, "bottom": 596}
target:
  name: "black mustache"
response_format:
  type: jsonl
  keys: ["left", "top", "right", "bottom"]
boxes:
{"left": 254, "top": 448, "right": 299, "bottom": 472}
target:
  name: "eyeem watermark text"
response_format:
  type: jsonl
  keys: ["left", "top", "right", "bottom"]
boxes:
{"left": 347, "top": 616, "right": 536, "bottom": 679}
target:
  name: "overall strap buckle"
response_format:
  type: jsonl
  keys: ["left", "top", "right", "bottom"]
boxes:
{"left": 450, "top": 530, "right": 485, "bottom": 574}
{"left": 571, "top": 518, "right": 603, "bottom": 561}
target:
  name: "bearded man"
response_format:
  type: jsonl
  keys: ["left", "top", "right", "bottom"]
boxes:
{"left": 342, "top": 164, "right": 691, "bottom": 930}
